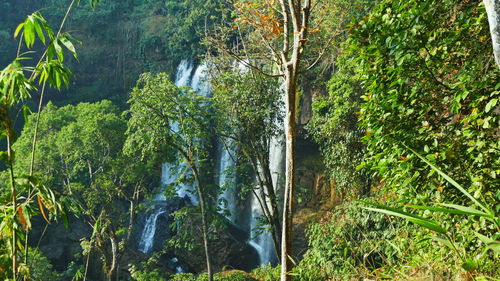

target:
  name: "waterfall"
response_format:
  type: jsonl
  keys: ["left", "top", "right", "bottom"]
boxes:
{"left": 137, "top": 58, "right": 284, "bottom": 270}
{"left": 137, "top": 60, "right": 203, "bottom": 254}
{"left": 190, "top": 62, "right": 209, "bottom": 95}
{"left": 138, "top": 209, "right": 166, "bottom": 253}
{"left": 248, "top": 193, "right": 276, "bottom": 265}
{"left": 137, "top": 165, "right": 173, "bottom": 254}
{"left": 217, "top": 140, "right": 237, "bottom": 222}
{"left": 247, "top": 100, "right": 285, "bottom": 266}
{"left": 175, "top": 60, "right": 193, "bottom": 87}
{"left": 169, "top": 59, "right": 209, "bottom": 204}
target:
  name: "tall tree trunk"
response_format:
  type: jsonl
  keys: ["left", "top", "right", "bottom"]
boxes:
{"left": 484, "top": 0, "right": 500, "bottom": 68}
{"left": 279, "top": 1, "right": 310, "bottom": 279}
{"left": 107, "top": 234, "right": 117, "bottom": 281}
{"left": 7, "top": 129, "right": 18, "bottom": 281}
{"left": 280, "top": 70, "right": 297, "bottom": 281}
{"left": 126, "top": 200, "right": 135, "bottom": 244}
{"left": 192, "top": 166, "right": 213, "bottom": 281}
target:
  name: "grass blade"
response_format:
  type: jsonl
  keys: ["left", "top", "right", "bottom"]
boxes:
{"left": 405, "top": 145, "right": 490, "bottom": 213}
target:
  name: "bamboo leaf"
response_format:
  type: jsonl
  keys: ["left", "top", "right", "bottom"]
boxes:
{"left": 364, "top": 206, "right": 447, "bottom": 234}
{"left": 53, "top": 40, "right": 64, "bottom": 61}
{"left": 14, "top": 23, "right": 24, "bottom": 38}
{"left": 37, "top": 195, "right": 50, "bottom": 224}
{"left": 59, "top": 34, "right": 78, "bottom": 59}
{"left": 441, "top": 204, "right": 494, "bottom": 219}
{"left": 408, "top": 204, "right": 492, "bottom": 219}
{"left": 34, "top": 19, "right": 46, "bottom": 44}
{"left": 23, "top": 19, "right": 35, "bottom": 47}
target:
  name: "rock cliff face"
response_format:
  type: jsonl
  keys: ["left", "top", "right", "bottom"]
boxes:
{"left": 31, "top": 217, "right": 91, "bottom": 271}
{"left": 173, "top": 217, "right": 260, "bottom": 273}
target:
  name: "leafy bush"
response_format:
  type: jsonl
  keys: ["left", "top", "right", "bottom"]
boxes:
{"left": 294, "top": 201, "right": 407, "bottom": 280}
{"left": 170, "top": 271, "right": 256, "bottom": 281}
{"left": 363, "top": 149, "right": 500, "bottom": 278}
{"left": 351, "top": 0, "right": 499, "bottom": 207}
{"left": 23, "top": 248, "right": 61, "bottom": 281}
{"left": 251, "top": 265, "right": 281, "bottom": 281}
{"left": 307, "top": 57, "right": 368, "bottom": 195}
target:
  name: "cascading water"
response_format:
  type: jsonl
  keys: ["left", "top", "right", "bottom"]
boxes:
{"left": 190, "top": 62, "right": 209, "bottom": 95}
{"left": 175, "top": 60, "right": 193, "bottom": 87}
{"left": 248, "top": 193, "right": 275, "bottom": 265}
{"left": 248, "top": 135, "right": 284, "bottom": 265}
{"left": 245, "top": 68, "right": 285, "bottom": 266}
{"left": 137, "top": 60, "right": 205, "bottom": 253}
{"left": 167, "top": 59, "right": 206, "bottom": 204}
{"left": 217, "top": 140, "right": 237, "bottom": 222}
{"left": 137, "top": 58, "right": 283, "bottom": 270}
{"left": 137, "top": 167, "right": 172, "bottom": 254}
{"left": 139, "top": 208, "right": 166, "bottom": 253}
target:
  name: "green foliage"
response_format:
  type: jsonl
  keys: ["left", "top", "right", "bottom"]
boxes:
{"left": 0, "top": 5, "right": 84, "bottom": 279}
{"left": 170, "top": 271, "right": 256, "bottom": 281}
{"left": 9, "top": 100, "right": 154, "bottom": 278}
{"left": 12, "top": 100, "right": 152, "bottom": 219}
{"left": 130, "top": 266, "right": 168, "bottom": 281}
{"left": 294, "top": 201, "right": 405, "bottom": 280}
{"left": 307, "top": 57, "right": 368, "bottom": 194}
{"left": 136, "top": 0, "right": 224, "bottom": 63}
{"left": 212, "top": 67, "right": 282, "bottom": 146}
{"left": 14, "top": 101, "right": 128, "bottom": 188}
{"left": 125, "top": 72, "right": 212, "bottom": 164}
{"left": 251, "top": 265, "right": 281, "bottom": 281}
{"left": 211, "top": 63, "right": 283, "bottom": 229}
{"left": 125, "top": 71, "right": 217, "bottom": 275}
{"left": 350, "top": 0, "right": 499, "bottom": 208}
{"left": 23, "top": 248, "right": 60, "bottom": 281}
{"left": 362, "top": 148, "right": 499, "bottom": 276}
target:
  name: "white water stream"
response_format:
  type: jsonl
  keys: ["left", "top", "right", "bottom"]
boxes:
{"left": 218, "top": 140, "right": 238, "bottom": 223}
{"left": 138, "top": 59, "right": 202, "bottom": 253}
{"left": 138, "top": 59, "right": 285, "bottom": 267}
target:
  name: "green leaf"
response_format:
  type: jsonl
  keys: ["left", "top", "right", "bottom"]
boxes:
{"left": 53, "top": 40, "right": 64, "bottom": 61}
{"left": 55, "top": 71, "right": 61, "bottom": 89}
{"left": 405, "top": 145, "right": 490, "bottom": 213}
{"left": 475, "top": 232, "right": 500, "bottom": 253}
{"left": 34, "top": 19, "right": 46, "bottom": 44}
{"left": 364, "top": 206, "right": 447, "bottom": 233}
{"left": 14, "top": 23, "right": 24, "bottom": 38}
{"left": 92, "top": 218, "right": 100, "bottom": 236}
{"left": 431, "top": 235, "right": 454, "bottom": 249}
{"left": 22, "top": 104, "right": 32, "bottom": 122}
{"left": 59, "top": 34, "right": 78, "bottom": 59}
{"left": 485, "top": 98, "right": 497, "bottom": 113}
{"left": 359, "top": 200, "right": 448, "bottom": 234}
{"left": 408, "top": 204, "right": 492, "bottom": 219}
{"left": 461, "top": 259, "right": 478, "bottom": 271}
{"left": 441, "top": 204, "right": 494, "bottom": 219}
{"left": 23, "top": 20, "right": 35, "bottom": 48}
{"left": 62, "top": 212, "right": 69, "bottom": 229}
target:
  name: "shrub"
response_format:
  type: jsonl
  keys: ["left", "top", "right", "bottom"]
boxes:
{"left": 294, "top": 201, "right": 406, "bottom": 280}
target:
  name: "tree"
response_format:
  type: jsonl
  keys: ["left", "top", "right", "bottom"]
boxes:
{"left": 484, "top": 0, "right": 500, "bottom": 68}
{"left": 125, "top": 73, "right": 216, "bottom": 281}
{"left": 12, "top": 101, "right": 152, "bottom": 281}
{"left": 209, "top": 0, "right": 320, "bottom": 278}
{"left": 211, "top": 64, "right": 283, "bottom": 258}
{"left": 0, "top": 1, "right": 101, "bottom": 278}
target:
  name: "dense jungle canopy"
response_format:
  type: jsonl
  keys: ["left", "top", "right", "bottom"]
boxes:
{"left": 0, "top": 0, "right": 498, "bottom": 280}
